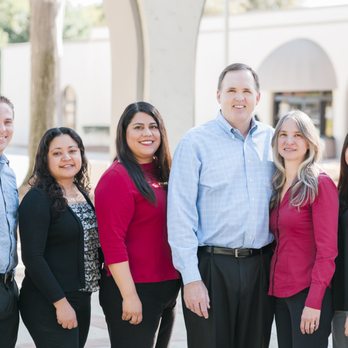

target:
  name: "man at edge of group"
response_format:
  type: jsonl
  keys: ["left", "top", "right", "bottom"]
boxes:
{"left": 0, "top": 95, "right": 19, "bottom": 348}
{"left": 167, "top": 63, "right": 274, "bottom": 348}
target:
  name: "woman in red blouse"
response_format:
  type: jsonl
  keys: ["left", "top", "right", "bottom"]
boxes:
{"left": 95, "top": 101, "right": 180, "bottom": 348}
{"left": 268, "top": 110, "right": 338, "bottom": 348}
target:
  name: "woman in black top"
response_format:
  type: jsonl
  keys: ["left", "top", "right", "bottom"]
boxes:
{"left": 332, "top": 133, "right": 348, "bottom": 347}
{"left": 19, "top": 127, "right": 100, "bottom": 348}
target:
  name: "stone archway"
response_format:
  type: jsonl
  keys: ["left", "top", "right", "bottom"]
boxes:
{"left": 258, "top": 38, "right": 338, "bottom": 158}
{"left": 103, "top": 0, "right": 206, "bottom": 151}
{"left": 258, "top": 38, "right": 337, "bottom": 91}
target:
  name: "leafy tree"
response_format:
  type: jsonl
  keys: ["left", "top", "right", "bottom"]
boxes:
{"left": 22, "top": 0, "right": 66, "bottom": 188}
{"left": 0, "top": 0, "right": 29, "bottom": 46}
{"left": 0, "top": 0, "right": 105, "bottom": 46}
{"left": 63, "top": 2, "right": 105, "bottom": 40}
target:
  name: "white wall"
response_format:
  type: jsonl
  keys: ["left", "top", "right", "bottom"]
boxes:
{"left": 2, "top": 4, "right": 348, "bottom": 153}
{"left": 1, "top": 38, "right": 111, "bottom": 148}
{"left": 1, "top": 43, "right": 31, "bottom": 146}
{"left": 196, "top": 5, "right": 348, "bottom": 151}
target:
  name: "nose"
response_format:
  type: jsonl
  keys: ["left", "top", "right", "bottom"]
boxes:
{"left": 233, "top": 92, "right": 245, "bottom": 101}
{"left": 62, "top": 153, "right": 72, "bottom": 160}
{"left": 285, "top": 135, "right": 295, "bottom": 144}
{"left": 0, "top": 123, "right": 6, "bottom": 133}
{"left": 142, "top": 127, "right": 153, "bottom": 137}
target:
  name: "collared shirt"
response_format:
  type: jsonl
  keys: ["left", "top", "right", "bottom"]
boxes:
{"left": 0, "top": 154, "right": 18, "bottom": 273}
{"left": 269, "top": 173, "right": 338, "bottom": 310}
{"left": 167, "top": 113, "right": 274, "bottom": 284}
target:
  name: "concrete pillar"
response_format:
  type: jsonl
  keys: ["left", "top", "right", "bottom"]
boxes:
{"left": 103, "top": 0, "right": 205, "bottom": 151}
{"left": 103, "top": 0, "right": 144, "bottom": 156}
{"left": 138, "top": 0, "right": 205, "bottom": 148}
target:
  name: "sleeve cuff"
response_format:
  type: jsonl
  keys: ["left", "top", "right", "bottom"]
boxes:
{"left": 181, "top": 267, "right": 202, "bottom": 285}
{"left": 305, "top": 283, "right": 327, "bottom": 310}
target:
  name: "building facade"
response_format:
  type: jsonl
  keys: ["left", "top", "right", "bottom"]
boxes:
{"left": 1, "top": 3, "right": 347, "bottom": 156}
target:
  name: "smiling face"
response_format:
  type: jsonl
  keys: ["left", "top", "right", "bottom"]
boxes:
{"left": 217, "top": 69, "right": 260, "bottom": 132}
{"left": 47, "top": 134, "right": 82, "bottom": 184}
{"left": 126, "top": 112, "right": 161, "bottom": 164}
{"left": 277, "top": 118, "right": 309, "bottom": 166}
{"left": 0, "top": 102, "right": 14, "bottom": 155}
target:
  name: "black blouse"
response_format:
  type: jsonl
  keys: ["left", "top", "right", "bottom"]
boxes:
{"left": 19, "top": 187, "right": 97, "bottom": 303}
{"left": 332, "top": 203, "right": 348, "bottom": 311}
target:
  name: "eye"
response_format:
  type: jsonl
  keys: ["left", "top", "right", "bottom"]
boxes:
{"left": 52, "top": 151, "right": 61, "bottom": 157}
{"left": 133, "top": 125, "right": 142, "bottom": 130}
{"left": 150, "top": 124, "right": 158, "bottom": 129}
{"left": 69, "top": 149, "right": 78, "bottom": 154}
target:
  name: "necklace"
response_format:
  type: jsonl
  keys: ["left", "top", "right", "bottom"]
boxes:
{"left": 64, "top": 185, "right": 84, "bottom": 204}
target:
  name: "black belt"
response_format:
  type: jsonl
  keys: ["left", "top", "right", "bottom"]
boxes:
{"left": 199, "top": 243, "right": 272, "bottom": 258}
{"left": 0, "top": 271, "right": 15, "bottom": 284}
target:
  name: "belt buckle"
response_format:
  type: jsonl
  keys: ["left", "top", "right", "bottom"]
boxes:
{"left": 234, "top": 249, "right": 239, "bottom": 258}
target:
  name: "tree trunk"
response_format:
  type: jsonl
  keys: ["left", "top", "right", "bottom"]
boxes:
{"left": 21, "top": 0, "right": 65, "bottom": 191}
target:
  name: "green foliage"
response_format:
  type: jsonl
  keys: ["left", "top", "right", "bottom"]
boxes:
{"left": 0, "top": 0, "right": 106, "bottom": 46}
{"left": 0, "top": 0, "right": 29, "bottom": 46}
{"left": 64, "top": 3, "right": 105, "bottom": 41}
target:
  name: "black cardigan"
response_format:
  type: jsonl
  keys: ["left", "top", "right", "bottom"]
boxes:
{"left": 332, "top": 204, "right": 348, "bottom": 311}
{"left": 19, "top": 187, "right": 94, "bottom": 303}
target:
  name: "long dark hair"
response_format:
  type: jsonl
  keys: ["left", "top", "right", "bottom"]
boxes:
{"left": 116, "top": 101, "right": 171, "bottom": 203}
{"left": 29, "top": 127, "right": 90, "bottom": 213}
{"left": 338, "top": 133, "right": 348, "bottom": 210}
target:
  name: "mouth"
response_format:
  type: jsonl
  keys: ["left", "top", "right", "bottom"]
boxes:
{"left": 139, "top": 140, "right": 154, "bottom": 145}
{"left": 233, "top": 105, "right": 245, "bottom": 109}
{"left": 59, "top": 164, "right": 75, "bottom": 168}
{"left": 283, "top": 148, "right": 296, "bottom": 152}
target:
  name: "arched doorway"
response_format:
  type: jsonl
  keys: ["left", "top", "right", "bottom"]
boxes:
{"left": 258, "top": 38, "right": 337, "bottom": 157}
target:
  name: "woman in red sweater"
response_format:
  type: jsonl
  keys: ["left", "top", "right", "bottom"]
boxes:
{"left": 95, "top": 101, "right": 180, "bottom": 348}
{"left": 268, "top": 110, "right": 338, "bottom": 348}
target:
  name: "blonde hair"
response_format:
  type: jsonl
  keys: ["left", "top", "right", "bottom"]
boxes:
{"left": 270, "top": 110, "right": 321, "bottom": 209}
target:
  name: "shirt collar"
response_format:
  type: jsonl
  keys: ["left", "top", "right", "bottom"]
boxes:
{"left": 216, "top": 111, "right": 258, "bottom": 138}
{"left": 0, "top": 154, "right": 9, "bottom": 164}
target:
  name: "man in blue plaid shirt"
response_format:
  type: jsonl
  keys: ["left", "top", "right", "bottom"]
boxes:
{"left": 168, "top": 63, "right": 274, "bottom": 348}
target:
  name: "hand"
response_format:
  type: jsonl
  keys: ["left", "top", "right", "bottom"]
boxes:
{"left": 344, "top": 315, "right": 348, "bottom": 337}
{"left": 122, "top": 293, "right": 142, "bottom": 325}
{"left": 300, "top": 306, "right": 320, "bottom": 334}
{"left": 54, "top": 298, "right": 78, "bottom": 329}
{"left": 183, "top": 280, "right": 210, "bottom": 319}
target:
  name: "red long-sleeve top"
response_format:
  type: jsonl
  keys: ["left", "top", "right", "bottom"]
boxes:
{"left": 95, "top": 161, "right": 179, "bottom": 283}
{"left": 268, "top": 173, "right": 338, "bottom": 309}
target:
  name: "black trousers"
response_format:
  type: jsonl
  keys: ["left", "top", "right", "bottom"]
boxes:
{"left": 19, "top": 279, "right": 92, "bottom": 348}
{"left": 183, "top": 247, "right": 274, "bottom": 348}
{"left": 274, "top": 288, "right": 333, "bottom": 348}
{"left": 0, "top": 279, "right": 19, "bottom": 348}
{"left": 99, "top": 270, "right": 181, "bottom": 348}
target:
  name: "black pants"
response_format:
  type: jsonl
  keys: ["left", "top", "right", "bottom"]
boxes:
{"left": 19, "top": 278, "right": 92, "bottom": 348}
{"left": 275, "top": 288, "right": 333, "bottom": 348}
{"left": 0, "top": 279, "right": 19, "bottom": 348}
{"left": 183, "top": 248, "right": 274, "bottom": 348}
{"left": 99, "top": 270, "right": 181, "bottom": 348}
